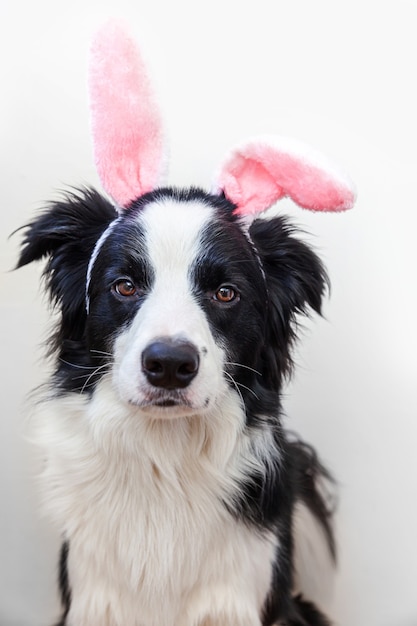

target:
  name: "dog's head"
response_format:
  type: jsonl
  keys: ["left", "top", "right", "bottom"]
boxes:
{"left": 18, "top": 185, "right": 329, "bottom": 419}
{"left": 16, "top": 21, "right": 355, "bottom": 421}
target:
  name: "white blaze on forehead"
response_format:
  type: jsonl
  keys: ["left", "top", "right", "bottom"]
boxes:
{"left": 135, "top": 198, "right": 216, "bottom": 339}
{"left": 113, "top": 197, "right": 226, "bottom": 411}
{"left": 140, "top": 198, "right": 214, "bottom": 274}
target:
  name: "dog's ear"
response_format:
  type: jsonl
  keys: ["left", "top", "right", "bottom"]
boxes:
{"left": 249, "top": 216, "right": 329, "bottom": 385}
{"left": 17, "top": 189, "right": 116, "bottom": 339}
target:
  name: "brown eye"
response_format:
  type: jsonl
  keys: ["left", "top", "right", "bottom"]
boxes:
{"left": 214, "top": 285, "right": 239, "bottom": 303}
{"left": 114, "top": 279, "right": 137, "bottom": 297}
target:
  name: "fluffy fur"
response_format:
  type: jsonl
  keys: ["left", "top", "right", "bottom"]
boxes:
{"left": 214, "top": 135, "right": 356, "bottom": 215}
{"left": 18, "top": 186, "right": 336, "bottom": 626}
{"left": 89, "top": 20, "right": 165, "bottom": 206}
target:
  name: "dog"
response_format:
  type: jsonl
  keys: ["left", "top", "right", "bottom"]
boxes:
{"left": 16, "top": 21, "right": 355, "bottom": 626}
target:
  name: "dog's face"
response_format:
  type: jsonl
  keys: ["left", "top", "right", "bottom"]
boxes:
{"left": 18, "top": 187, "right": 327, "bottom": 422}
{"left": 87, "top": 190, "right": 267, "bottom": 419}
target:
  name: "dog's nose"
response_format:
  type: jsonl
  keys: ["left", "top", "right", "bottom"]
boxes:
{"left": 142, "top": 340, "right": 200, "bottom": 389}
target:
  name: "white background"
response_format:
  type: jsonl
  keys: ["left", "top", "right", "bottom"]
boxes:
{"left": 1, "top": 1, "right": 416, "bottom": 625}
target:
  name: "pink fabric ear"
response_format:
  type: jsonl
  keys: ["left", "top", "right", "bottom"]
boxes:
{"left": 214, "top": 137, "right": 356, "bottom": 215}
{"left": 89, "top": 20, "right": 165, "bottom": 208}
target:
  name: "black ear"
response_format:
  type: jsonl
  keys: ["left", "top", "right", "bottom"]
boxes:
{"left": 249, "top": 216, "right": 329, "bottom": 386}
{"left": 17, "top": 188, "right": 116, "bottom": 342}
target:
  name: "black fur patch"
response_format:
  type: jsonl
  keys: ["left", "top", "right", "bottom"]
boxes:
{"left": 17, "top": 188, "right": 117, "bottom": 394}
{"left": 54, "top": 541, "right": 71, "bottom": 626}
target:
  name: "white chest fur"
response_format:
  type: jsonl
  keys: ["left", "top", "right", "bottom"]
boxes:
{"left": 33, "top": 382, "right": 278, "bottom": 626}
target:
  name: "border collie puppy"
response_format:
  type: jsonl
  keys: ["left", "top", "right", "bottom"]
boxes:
{"left": 16, "top": 21, "right": 355, "bottom": 626}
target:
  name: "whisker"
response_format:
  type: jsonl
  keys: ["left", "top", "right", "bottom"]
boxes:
{"left": 69, "top": 363, "right": 112, "bottom": 381}
{"left": 223, "top": 371, "right": 245, "bottom": 408}
{"left": 80, "top": 363, "right": 112, "bottom": 394}
{"left": 74, "top": 370, "right": 113, "bottom": 394}
{"left": 225, "top": 361, "right": 262, "bottom": 377}
{"left": 69, "top": 366, "right": 111, "bottom": 382}
{"left": 59, "top": 358, "right": 97, "bottom": 370}
{"left": 89, "top": 349, "right": 113, "bottom": 358}
{"left": 224, "top": 369, "right": 260, "bottom": 402}
{"left": 234, "top": 381, "right": 259, "bottom": 401}
{"left": 71, "top": 373, "right": 97, "bottom": 382}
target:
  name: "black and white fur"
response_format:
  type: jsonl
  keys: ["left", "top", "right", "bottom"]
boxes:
{"left": 18, "top": 186, "right": 336, "bottom": 625}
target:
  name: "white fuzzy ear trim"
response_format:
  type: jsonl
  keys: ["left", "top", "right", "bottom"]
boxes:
{"left": 89, "top": 20, "right": 165, "bottom": 208}
{"left": 213, "top": 136, "right": 356, "bottom": 215}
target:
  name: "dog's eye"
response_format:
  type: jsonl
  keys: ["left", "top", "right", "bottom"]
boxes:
{"left": 213, "top": 285, "right": 239, "bottom": 304}
{"left": 113, "top": 279, "right": 137, "bottom": 298}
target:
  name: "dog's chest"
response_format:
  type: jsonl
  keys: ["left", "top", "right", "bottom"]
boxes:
{"left": 65, "top": 438, "right": 232, "bottom": 592}
{"left": 36, "top": 390, "right": 277, "bottom": 625}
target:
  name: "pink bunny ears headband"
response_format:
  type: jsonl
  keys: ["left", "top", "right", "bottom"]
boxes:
{"left": 89, "top": 20, "right": 356, "bottom": 217}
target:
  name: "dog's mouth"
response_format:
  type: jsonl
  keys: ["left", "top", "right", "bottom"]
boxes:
{"left": 124, "top": 383, "right": 214, "bottom": 417}
{"left": 130, "top": 390, "right": 194, "bottom": 412}
{"left": 153, "top": 399, "right": 181, "bottom": 408}
{"left": 132, "top": 394, "right": 199, "bottom": 420}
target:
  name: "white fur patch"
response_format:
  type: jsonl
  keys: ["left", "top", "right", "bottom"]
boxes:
{"left": 113, "top": 199, "right": 227, "bottom": 417}
{"left": 293, "top": 502, "right": 335, "bottom": 611}
{"left": 32, "top": 378, "right": 278, "bottom": 626}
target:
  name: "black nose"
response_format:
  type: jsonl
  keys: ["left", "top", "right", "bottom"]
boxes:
{"left": 142, "top": 340, "right": 200, "bottom": 389}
